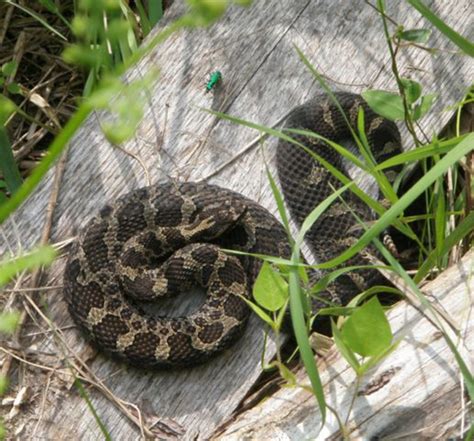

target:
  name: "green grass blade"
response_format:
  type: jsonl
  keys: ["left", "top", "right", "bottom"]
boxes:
{"left": 375, "top": 136, "right": 466, "bottom": 171}
{"left": 74, "top": 379, "right": 112, "bottom": 441}
{"left": 205, "top": 109, "right": 419, "bottom": 244}
{"left": 0, "top": 127, "right": 22, "bottom": 194}
{"left": 0, "top": 246, "right": 56, "bottom": 286}
{"left": 315, "top": 133, "right": 474, "bottom": 270}
{"left": 134, "top": 0, "right": 152, "bottom": 35}
{"left": 372, "top": 236, "right": 474, "bottom": 403}
{"left": 415, "top": 210, "right": 474, "bottom": 283}
{"left": 442, "top": 332, "right": 474, "bottom": 402}
{"left": 5, "top": 0, "right": 68, "bottom": 41}
{"left": 265, "top": 163, "right": 292, "bottom": 242}
{"left": 0, "top": 103, "right": 92, "bottom": 224}
{"left": 294, "top": 46, "right": 362, "bottom": 149}
{"left": 408, "top": 0, "right": 474, "bottom": 56}
{"left": 434, "top": 180, "right": 446, "bottom": 266}
{"left": 37, "top": 0, "right": 72, "bottom": 31}
{"left": 147, "top": 0, "right": 163, "bottom": 26}
{"left": 289, "top": 269, "right": 326, "bottom": 423}
{"left": 295, "top": 183, "right": 351, "bottom": 250}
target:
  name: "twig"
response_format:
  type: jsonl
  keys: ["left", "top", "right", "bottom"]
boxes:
{"left": 201, "top": 111, "right": 291, "bottom": 181}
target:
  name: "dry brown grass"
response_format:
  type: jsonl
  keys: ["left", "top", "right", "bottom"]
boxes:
{"left": 0, "top": 1, "right": 83, "bottom": 176}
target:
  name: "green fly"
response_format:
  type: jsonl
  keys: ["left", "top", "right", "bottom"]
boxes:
{"left": 205, "top": 70, "right": 222, "bottom": 92}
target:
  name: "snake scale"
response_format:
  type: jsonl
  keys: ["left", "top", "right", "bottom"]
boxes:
{"left": 64, "top": 92, "right": 401, "bottom": 368}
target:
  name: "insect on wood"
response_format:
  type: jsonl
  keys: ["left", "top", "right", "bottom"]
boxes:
{"left": 206, "top": 70, "right": 222, "bottom": 92}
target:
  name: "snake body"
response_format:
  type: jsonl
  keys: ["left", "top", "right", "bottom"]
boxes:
{"left": 64, "top": 93, "right": 401, "bottom": 368}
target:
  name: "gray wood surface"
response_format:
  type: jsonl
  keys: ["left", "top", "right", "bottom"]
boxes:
{"left": 1, "top": 0, "right": 472, "bottom": 439}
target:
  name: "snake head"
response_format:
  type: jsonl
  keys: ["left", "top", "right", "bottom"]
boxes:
{"left": 184, "top": 197, "right": 248, "bottom": 241}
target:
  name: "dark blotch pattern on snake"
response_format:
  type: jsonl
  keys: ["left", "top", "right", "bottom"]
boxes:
{"left": 64, "top": 93, "right": 401, "bottom": 368}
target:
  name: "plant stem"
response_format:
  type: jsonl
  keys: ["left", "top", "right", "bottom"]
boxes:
{"left": 377, "top": 0, "right": 422, "bottom": 147}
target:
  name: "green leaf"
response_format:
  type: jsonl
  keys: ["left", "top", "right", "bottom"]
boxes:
{"left": 7, "top": 83, "right": 21, "bottom": 95}
{"left": 400, "top": 78, "right": 422, "bottom": 104}
{"left": 407, "top": 0, "right": 474, "bottom": 57}
{"left": 340, "top": 296, "right": 392, "bottom": 357}
{"left": 362, "top": 90, "right": 405, "bottom": 121}
{"left": 186, "top": 0, "right": 227, "bottom": 25}
{"left": 253, "top": 261, "right": 288, "bottom": 311}
{"left": 331, "top": 319, "right": 361, "bottom": 373}
{"left": 0, "top": 246, "right": 56, "bottom": 286}
{"left": 398, "top": 28, "right": 431, "bottom": 43}
{"left": 0, "top": 126, "right": 22, "bottom": 193}
{"left": 240, "top": 296, "right": 275, "bottom": 327}
{"left": 360, "top": 338, "right": 401, "bottom": 374}
{"left": 413, "top": 93, "right": 437, "bottom": 120}
{"left": 275, "top": 361, "right": 298, "bottom": 386}
{"left": 0, "top": 311, "right": 20, "bottom": 334}
{"left": 38, "top": 0, "right": 59, "bottom": 13}
{"left": 1, "top": 61, "right": 18, "bottom": 76}
{"left": 0, "top": 375, "right": 8, "bottom": 395}
{"left": 0, "top": 96, "right": 16, "bottom": 125}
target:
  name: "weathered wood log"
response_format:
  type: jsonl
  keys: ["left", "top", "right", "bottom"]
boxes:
{"left": 215, "top": 250, "right": 474, "bottom": 440}
{"left": 1, "top": 0, "right": 472, "bottom": 439}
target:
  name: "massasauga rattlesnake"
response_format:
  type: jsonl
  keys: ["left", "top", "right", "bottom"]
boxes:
{"left": 63, "top": 92, "right": 401, "bottom": 368}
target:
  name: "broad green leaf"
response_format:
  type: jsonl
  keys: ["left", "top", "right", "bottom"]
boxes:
{"left": 253, "top": 261, "right": 288, "bottom": 311}
{"left": 331, "top": 319, "right": 361, "bottom": 373}
{"left": 398, "top": 28, "right": 431, "bottom": 43}
{"left": 0, "top": 311, "right": 20, "bottom": 334}
{"left": 1, "top": 61, "right": 18, "bottom": 76}
{"left": 400, "top": 78, "right": 422, "bottom": 104}
{"left": 340, "top": 296, "right": 392, "bottom": 357}
{"left": 362, "top": 90, "right": 405, "bottom": 121}
{"left": 241, "top": 296, "right": 274, "bottom": 327}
